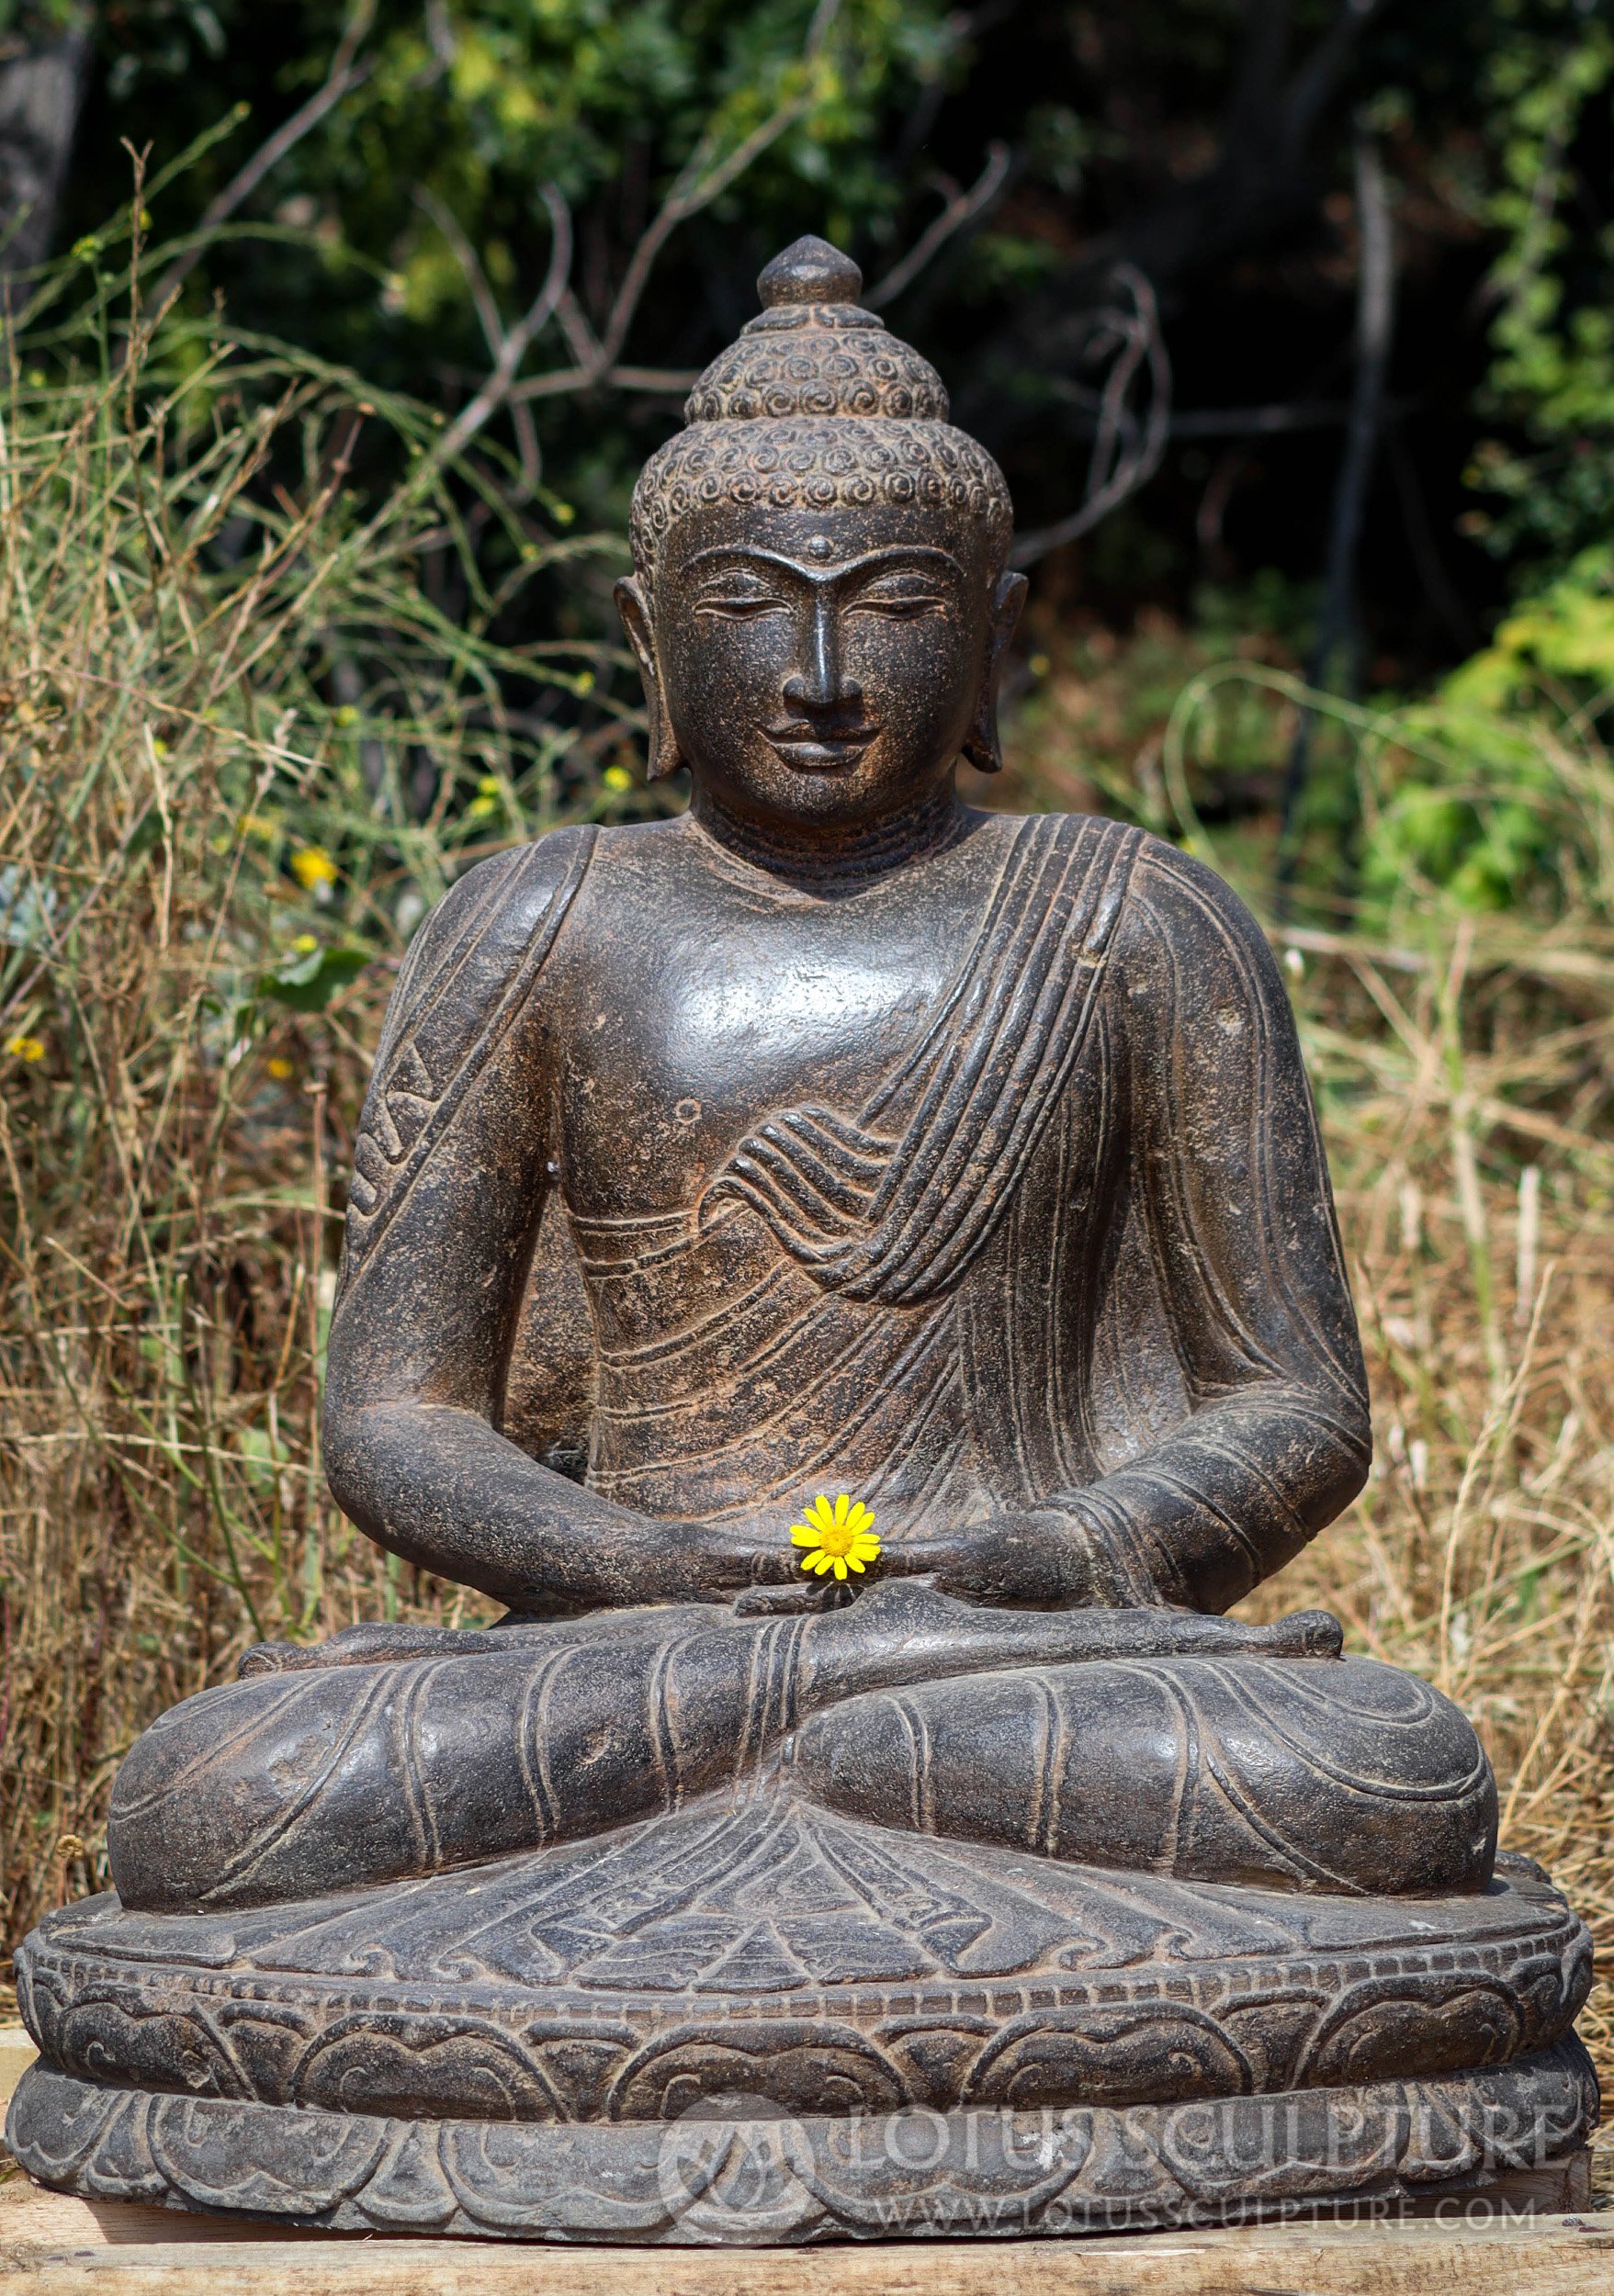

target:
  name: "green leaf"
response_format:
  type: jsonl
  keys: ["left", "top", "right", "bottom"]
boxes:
{"left": 257, "top": 943, "right": 369, "bottom": 1013}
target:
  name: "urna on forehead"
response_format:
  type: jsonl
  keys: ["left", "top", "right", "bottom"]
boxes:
{"left": 629, "top": 236, "right": 1014, "bottom": 585}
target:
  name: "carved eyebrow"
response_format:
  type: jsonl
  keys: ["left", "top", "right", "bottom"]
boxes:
{"left": 690, "top": 564, "right": 780, "bottom": 588}
{"left": 851, "top": 565, "right": 952, "bottom": 589}
{"left": 684, "top": 544, "right": 966, "bottom": 585}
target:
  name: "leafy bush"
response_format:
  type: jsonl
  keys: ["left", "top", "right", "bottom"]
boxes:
{"left": 1346, "top": 550, "right": 1614, "bottom": 920}
{"left": 1464, "top": 7, "right": 1614, "bottom": 580}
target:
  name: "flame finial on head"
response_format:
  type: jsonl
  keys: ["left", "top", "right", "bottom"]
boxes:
{"left": 756, "top": 234, "right": 863, "bottom": 308}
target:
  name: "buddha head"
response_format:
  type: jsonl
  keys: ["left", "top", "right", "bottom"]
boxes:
{"left": 616, "top": 237, "right": 1024, "bottom": 832}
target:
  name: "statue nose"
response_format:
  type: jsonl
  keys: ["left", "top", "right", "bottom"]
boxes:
{"left": 783, "top": 667, "right": 863, "bottom": 709}
{"left": 784, "top": 599, "right": 863, "bottom": 711}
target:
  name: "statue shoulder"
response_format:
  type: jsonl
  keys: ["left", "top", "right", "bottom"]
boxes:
{"left": 1112, "top": 828, "right": 1282, "bottom": 994}
{"left": 402, "top": 824, "right": 596, "bottom": 982}
{"left": 345, "top": 827, "right": 597, "bottom": 1243}
{"left": 378, "top": 824, "right": 598, "bottom": 1052}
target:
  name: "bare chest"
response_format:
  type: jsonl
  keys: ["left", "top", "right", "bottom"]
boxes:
{"left": 550, "top": 864, "right": 976, "bottom": 1220}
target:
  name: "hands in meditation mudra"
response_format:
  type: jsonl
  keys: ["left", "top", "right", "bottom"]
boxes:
{"left": 10, "top": 240, "right": 1596, "bottom": 2244}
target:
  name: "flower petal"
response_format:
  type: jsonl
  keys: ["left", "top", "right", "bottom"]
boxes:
{"left": 833, "top": 1494, "right": 851, "bottom": 1528}
{"left": 791, "top": 1527, "right": 817, "bottom": 1546}
{"left": 832, "top": 1558, "right": 848, "bottom": 1579}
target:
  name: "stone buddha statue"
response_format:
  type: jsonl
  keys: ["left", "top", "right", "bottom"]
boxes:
{"left": 9, "top": 238, "right": 1595, "bottom": 2244}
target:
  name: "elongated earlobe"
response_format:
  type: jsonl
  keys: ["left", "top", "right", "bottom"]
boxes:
{"left": 614, "top": 575, "right": 686, "bottom": 782}
{"left": 961, "top": 569, "right": 1029, "bottom": 774}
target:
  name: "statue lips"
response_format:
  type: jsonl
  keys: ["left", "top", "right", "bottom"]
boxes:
{"left": 761, "top": 718, "right": 880, "bottom": 773}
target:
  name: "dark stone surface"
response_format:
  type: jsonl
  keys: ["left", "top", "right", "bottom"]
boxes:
{"left": 11, "top": 1820, "right": 1591, "bottom": 2121}
{"left": 9, "top": 2041, "right": 1597, "bottom": 2243}
{"left": 7, "top": 236, "right": 1597, "bottom": 2239}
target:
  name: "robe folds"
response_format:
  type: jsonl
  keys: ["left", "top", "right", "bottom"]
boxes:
{"left": 96, "top": 810, "right": 1481, "bottom": 1927}
{"left": 340, "top": 810, "right": 1371, "bottom": 1610}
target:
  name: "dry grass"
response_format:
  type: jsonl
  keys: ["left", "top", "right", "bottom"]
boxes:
{"left": 1268, "top": 931, "right": 1614, "bottom": 2192}
{"left": 2, "top": 334, "right": 1612, "bottom": 2198}
{"left": 0, "top": 259, "right": 629, "bottom": 1946}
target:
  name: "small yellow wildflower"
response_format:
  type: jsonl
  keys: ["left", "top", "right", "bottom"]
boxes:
{"left": 6, "top": 1033, "right": 45, "bottom": 1062}
{"left": 291, "top": 933, "right": 320, "bottom": 954}
{"left": 289, "top": 845, "right": 337, "bottom": 891}
{"left": 240, "top": 813, "right": 277, "bottom": 839}
{"left": 265, "top": 1056, "right": 295, "bottom": 1081}
{"left": 603, "top": 763, "right": 634, "bottom": 793}
{"left": 791, "top": 1493, "right": 880, "bottom": 1581}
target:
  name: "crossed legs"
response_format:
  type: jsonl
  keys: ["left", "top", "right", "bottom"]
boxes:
{"left": 106, "top": 1587, "right": 1492, "bottom": 1912}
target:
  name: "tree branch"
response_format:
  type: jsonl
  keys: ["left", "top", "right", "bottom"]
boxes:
{"left": 423, "top": 184, "right": 573, "bottom": 477}
{"left": 1278, "top": 122, "right": 1395, "bottom": 894}
{"left": 954, "top": 0, "right": 1383, "bottom": 437}
{"left": 1225, "top": 0, "right": 1294, "bottom": 137}
{"left": 864, "top": 142, "right": 1011, "bottom": 309}
{"left": 1279, "top": 0, "right": 1383, "bottom": 154}
{"left": 1009, "top": 264, "right": 1171, "bottom": 567}
{"left": 142, "top": 1, "right": 377, "bottom": 333}
{"left": 387, "top": 1, "right": 841, "bottom": 489}
{"left": 511, "top": 362, "right": 700, "bottom": 407}
{"left": 414, "top": 186, "right": 505, "bottom": 365}
{"left": 0, "top": 6, "right": 94, "bottom": 280}
{"left": 593, "top": 0, "right": 843, "bottom": 373}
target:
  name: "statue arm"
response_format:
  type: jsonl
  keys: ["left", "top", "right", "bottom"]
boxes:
{"left": 1048, "top": 841, "right": 1371, "bottom": 1611}
{"left": 322, "top": 833, "right": 731, "bottom": 1613}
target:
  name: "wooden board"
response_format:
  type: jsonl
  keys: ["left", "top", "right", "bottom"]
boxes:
{"left": 0, "top": 2030, "right": 37, "bottom": 2105}
{"left": 4, "top": 2172, "right": 1612, "bottom": 2295}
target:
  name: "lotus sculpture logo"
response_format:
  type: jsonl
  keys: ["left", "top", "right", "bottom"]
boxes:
{"left": 656, "top": 2090, "right": 818, "bottom": 2241}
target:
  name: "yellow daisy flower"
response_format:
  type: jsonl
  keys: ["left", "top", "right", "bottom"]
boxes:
{"left": 790, "top": 1493, "right": 880, "bottom": 1581}
{"left": 289, "top": 845, "right": 337, "bottom": 891}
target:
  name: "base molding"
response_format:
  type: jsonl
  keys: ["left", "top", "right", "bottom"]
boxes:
{"left": 1, "top": 2167, "right": 1608, "bottom": 2293}
{"left": 6, "top": 2037, "right": 1598, "bottom": 2247}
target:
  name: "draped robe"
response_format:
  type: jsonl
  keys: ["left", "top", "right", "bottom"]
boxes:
{"left": 107, "top": 811, "right": 1496, "bottom": 1919}
{"left": 450, "top": 808, "right": 1373, "bottom": 1609}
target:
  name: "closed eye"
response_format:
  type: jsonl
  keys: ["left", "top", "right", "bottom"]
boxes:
{"left": 849, "top": 592, "right": 948, "bottom": 619}
{"left": 694, "top": 594, "right": 789, "bottom": 619}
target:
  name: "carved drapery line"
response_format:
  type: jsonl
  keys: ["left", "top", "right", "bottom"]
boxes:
{"left": 706, "top": 814, "right": 1143, "bottom": 1306}
{"left": 338, "top": 826, "right": 599, "bottom": 1302}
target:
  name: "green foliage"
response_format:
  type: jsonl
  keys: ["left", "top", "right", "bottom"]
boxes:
{"left": 1355, "top": 551, "right": 1614, "bottom": 921}
{"left": 1149, "top": 556, "right": 1614, "bottom": 932}
{"left": 258, "top": 940, "right": 371, "bottom": 1012}
{"left": 81, "top": 1, "right": 957, "bottom": 390}
{"left": 1447, "top": 546, "right": 1614, "bottom": 704}
{"left": 1464, "top": 3, "right": 1614, "bottom": 577}
{"left": 1356, "top": 712, "right": 1567, "bottom": 922}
